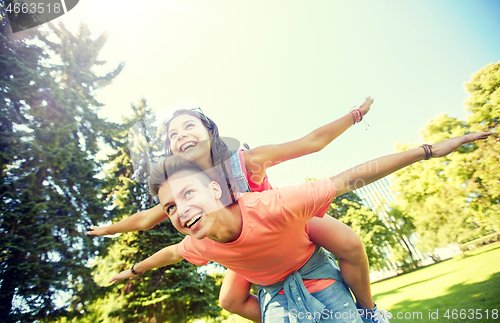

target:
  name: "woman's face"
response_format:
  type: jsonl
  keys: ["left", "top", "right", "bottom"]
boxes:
{"left": 167, "top": 114, "right": 211, "bottom": 167}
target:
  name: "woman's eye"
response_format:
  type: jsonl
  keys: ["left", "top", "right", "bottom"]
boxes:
{"left": 166, "top": 205, "right": 176, "bottom": 215}
{"left": 185, "top": 190, "right": 193, "bottom": 198}
{"left": 169, "top": 132, "right": 177, "bottom": 139}
{"left": 185, "top": 123, "right": 194, "bottom": 129}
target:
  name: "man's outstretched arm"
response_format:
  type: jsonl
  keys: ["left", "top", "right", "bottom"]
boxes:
{"left": 109, "top": 243, "right": 183, "bottom": 284}
{"left": 330, "top": 132, "right": 492, "bottom": 197}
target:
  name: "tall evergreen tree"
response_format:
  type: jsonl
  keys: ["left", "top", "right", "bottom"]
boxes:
{"left": 0, "top": 21, "right": 123, "bottom": 322}
{"left": 0, "top": 12, "right": 46, "bottom": 322}
{"left": 0, "top": 10, "right": 43, "bottom": 186}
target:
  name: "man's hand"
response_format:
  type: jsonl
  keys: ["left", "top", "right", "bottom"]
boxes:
{"left": 87, "top": 226, "right": 111, "bottom": 236}
{"left": 430, "top": 132, "right": 492, "bottom": 158}
{"left": 109, "top": 269, "right": 135, "bottom": 284}
{"left": 358, "top": 96, "right": 374, "bottom": 116}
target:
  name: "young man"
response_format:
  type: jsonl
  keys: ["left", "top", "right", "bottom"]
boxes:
{"left": 109, "top": 132, "right": 490, "bottom": 323}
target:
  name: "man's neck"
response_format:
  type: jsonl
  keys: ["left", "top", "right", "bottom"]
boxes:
{"left": 208, "top": 202, "right": 242, "bottom": 243}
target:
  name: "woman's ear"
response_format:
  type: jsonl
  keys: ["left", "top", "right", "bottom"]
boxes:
{"left": 209, "top": 181, "right": 222, "bottom": 199}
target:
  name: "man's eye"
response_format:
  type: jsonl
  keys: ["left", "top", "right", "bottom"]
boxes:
{"left": 185, "top": 190, "right": 193, "bottom": 198}
{"left": 165, "top": 205, "right": 177, "bottom": 215}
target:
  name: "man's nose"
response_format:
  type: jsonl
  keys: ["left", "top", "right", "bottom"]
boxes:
{"left": 177, "top": 203, "right": 191, "bottom": 218}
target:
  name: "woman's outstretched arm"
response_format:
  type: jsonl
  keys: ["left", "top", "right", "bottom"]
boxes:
{"left": 243, "top": 97, "right": 373, "bottom": 184}
{"left": 87, "top": 204, "right": 168, "bottom": 236}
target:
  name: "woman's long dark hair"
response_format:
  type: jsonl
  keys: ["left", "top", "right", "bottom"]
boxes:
{"left": 163, "top": 109, "right": 238, "bottom": 203}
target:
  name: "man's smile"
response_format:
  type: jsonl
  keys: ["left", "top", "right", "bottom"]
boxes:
{"left": 184, "top": 212, "right": 203, "bottom": 229}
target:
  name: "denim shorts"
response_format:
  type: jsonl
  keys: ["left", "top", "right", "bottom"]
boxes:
{"left": 261, "top": 279, "right": 362, "bottom": 323}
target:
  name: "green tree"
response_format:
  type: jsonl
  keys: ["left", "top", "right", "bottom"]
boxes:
{"left": 385, "top": 206, "right": 417, "bottom": 265}
{"left": 464, "top": 61, "right": 500, "bottom": 235}
{"left": 391, "top": 63, "right": 500, "bottom": 251}
{"left": 391, "top": 115, "right": 478, "bottom": 252}
{"left": 0, "top": 21, "right": 123, "bottom": 322}
{"left": 0, "top": 11, "right": 43, "bottom": 186}
{"left": 0, "top": 13, "right": 46, "bottom": 323}
{"left": 464, "top": 136, "right": 500, "bottom": 234}
{"left": 465, "top": 61, "right": 500, "bottom": 131}
{"left": 323, "top": 188, "right": 392, "bottom": 271}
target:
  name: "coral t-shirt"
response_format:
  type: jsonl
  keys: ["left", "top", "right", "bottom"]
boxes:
{"left": 178, "top": 179, "right": 336, "bottom": 288}
{"left": 238, "top": 149, "right": 274, "bottom": 192}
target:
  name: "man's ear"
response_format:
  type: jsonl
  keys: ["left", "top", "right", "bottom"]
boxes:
{"left": 209, "top": 181, "right": 222, "bottom": 199}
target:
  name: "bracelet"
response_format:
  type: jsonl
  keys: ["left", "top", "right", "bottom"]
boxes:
{"left": 350, "top": 111, "right": 357, "bottom": 123}
{"left": 355, "top": 109, "right": 363, "bottom": 122}
{"left": 354, "top": 109, "right": 360, "bottom": 123}
{"left": 130, "top": 263, "right": 141, "bottom": 275}
{"left": 421, "top": 145, "right": 429, "bottom": 160}
{"left": 349, "top": 108, "right": 364, "bottom": 124}
{"left": 421, "top": 144, "right": 433, "bottom": 160}
{"left": 349, "top": 105, "right": 369, "bottom": 130}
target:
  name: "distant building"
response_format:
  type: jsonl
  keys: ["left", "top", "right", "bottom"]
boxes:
{"left": 355, "top": 177, "right": 395, "bottom": 208}
{"left": 354, "top": 177, "right": 425, "bottom": 270}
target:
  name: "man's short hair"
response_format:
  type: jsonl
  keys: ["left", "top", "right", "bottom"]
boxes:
{"left": 148, "top": 156, "right": 210, "bottom": 197}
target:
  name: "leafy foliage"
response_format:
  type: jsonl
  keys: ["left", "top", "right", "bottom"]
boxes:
{"left": 465, "top": 61, "right": 500, "bottom": 130}
{"left": 319, "top": 187, "right": 393, "bottom": 271}
{"left": 391, "top": 61, "right": 500, "bottom": 252}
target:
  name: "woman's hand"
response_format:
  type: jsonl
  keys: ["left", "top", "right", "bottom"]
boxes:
{"left": 430, "top": 132, "right": 492, "bottom": 158}
{"left": 109, "top": 269, "right": 135, "bottom": 284}
{"left": 358, "top": 96, "right": 374, "bottom": 116}
{"left": 87, "top": 226, "right": 111, "bottom": 236}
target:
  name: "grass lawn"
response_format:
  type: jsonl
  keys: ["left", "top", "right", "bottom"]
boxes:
{"left": 219, "top": 243, "right": 500, "bottom": 323}
{"left": 372, "top": 242, "right": 500, "bottom": 322}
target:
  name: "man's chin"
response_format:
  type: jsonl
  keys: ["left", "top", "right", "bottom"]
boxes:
{"left": 185, "top": 227, "right": 208, "bottom": 240}
{"left": 190, "top": 233, "right": 208, "bottom": 240}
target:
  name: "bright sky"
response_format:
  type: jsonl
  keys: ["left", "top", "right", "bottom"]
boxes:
{"left": 54, "top": 0, "right": 500, "bottom": 187}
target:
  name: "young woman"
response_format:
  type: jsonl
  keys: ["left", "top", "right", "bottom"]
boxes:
{"left": 89, "top": 98, "right": 384, "bottom": 322}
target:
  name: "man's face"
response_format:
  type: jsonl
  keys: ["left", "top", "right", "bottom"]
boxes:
{"left": 158, "top": 170, "right": 221, "bottom": 240}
